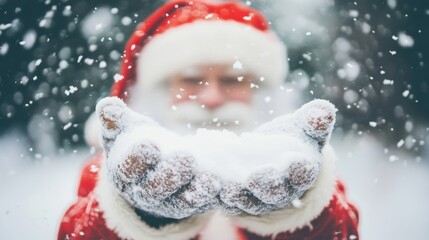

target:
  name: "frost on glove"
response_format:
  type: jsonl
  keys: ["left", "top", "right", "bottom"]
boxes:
{"left": 96, "top": 97, "right": 337, "bottom": 219}
{"left": 96, "top": 97, "right": 222, "bottom": 221}
{"left": 219, "top": 99, "right": 337, "bottom": 215}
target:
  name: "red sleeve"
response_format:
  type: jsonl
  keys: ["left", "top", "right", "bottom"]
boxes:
{"left": 58, "top": 153, "right": 120, "bottom": 240}
{"left": 57, "top": 193, "right": 120, "bottom": 240}
{"left": 239, "top": 180, "right": 360, "bottom": 240}
{"left": 77, "top": 153, "right": 103, "bottom": 198}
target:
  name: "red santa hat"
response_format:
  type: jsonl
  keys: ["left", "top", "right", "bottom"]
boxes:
{"left": 111, "top": 0, "right": 288, "bottom": 100}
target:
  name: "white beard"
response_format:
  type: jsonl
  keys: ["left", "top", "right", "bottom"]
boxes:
{"left": 166, "top": 101, "right": 256, "bottom": 134}
{"left": 128, "top": 86, "right": 255, "bottom": 134}
{"left": 127, "top": 83, "right": 300, "bottom": 135}
{"left": 85, "top": 83, "right": 300, "bottom": 148}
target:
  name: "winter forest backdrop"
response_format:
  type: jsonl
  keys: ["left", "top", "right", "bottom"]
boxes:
{"left": 1, "top": 0, "right": 428, "bottom": 239}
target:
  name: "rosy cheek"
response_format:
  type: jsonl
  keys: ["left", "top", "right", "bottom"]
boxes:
{"left": 228, "top": 90, "right": 252, "bottom": 104}
{"left": 171, "top": 88, "right": 197, "bottom": 104}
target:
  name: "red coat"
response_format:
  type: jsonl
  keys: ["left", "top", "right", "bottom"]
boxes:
{"left": 58, "top": 151, "right": 359, "bottom": 240}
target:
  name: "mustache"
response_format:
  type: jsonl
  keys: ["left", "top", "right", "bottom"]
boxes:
{"left": 171, "top": 102, "right": 254, "bottom": 127}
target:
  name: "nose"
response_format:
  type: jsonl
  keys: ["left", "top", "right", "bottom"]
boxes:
{"left": 198, "top": 81, "right": 225, "bottom": 110}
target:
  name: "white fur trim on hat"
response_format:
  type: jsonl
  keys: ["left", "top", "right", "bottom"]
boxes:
{"left": 95, "top": 162, "right": 212, "bottom": 240}
{"left": 230, "top": 144, "right": 338, "bottom": 236}
{"left": 135, "top": 20, "right": 287, "bottom": 91}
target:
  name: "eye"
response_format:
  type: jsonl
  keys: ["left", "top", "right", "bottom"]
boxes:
{"left": 181, "top": 77, "right": 203, "bottom": 86}
{"left": 220, "top": 76, "right": 241, "bottom": 86}
{"left": 220, "top": 76, "right": 252, "bottom": 87}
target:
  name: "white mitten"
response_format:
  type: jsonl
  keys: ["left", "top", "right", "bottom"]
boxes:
{"left": 96, "top": 97, "right": 221, "bottom": 219}
{"left": 219, "top": 99, "right": 337, "bottom": 215}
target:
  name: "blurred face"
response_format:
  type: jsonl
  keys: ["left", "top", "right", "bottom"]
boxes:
{"left": 167, "top": 64, "right": 256, "bottom": 131}
{"left": 170, "top": 64, "right": 254, "bottom": 107}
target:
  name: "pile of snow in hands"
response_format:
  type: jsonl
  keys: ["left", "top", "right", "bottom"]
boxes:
{"left": 96, "top": 97, "right": 336, "bottom": 216}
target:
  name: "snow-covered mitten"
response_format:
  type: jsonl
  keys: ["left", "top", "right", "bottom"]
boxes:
{"left": 219, "top": 99, "right": 337, "bottom": 215}
{"left": 96, "top": 97, "right": 222, "bottom": 220}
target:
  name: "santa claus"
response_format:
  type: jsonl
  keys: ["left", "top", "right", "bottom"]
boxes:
{"left": 58, "top": 0, "right": 359, "bottom": 239}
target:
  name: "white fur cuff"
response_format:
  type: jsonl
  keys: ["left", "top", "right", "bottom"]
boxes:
{"left": 231, "top": 145, "right": 338, "bottom": 236}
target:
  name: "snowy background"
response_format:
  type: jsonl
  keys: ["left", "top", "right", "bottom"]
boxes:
{"left": 2, "top": 130, "right": 428, "bottom": 239}
{"left": 1, "top": 0, "right": 428, "bottom": 239}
